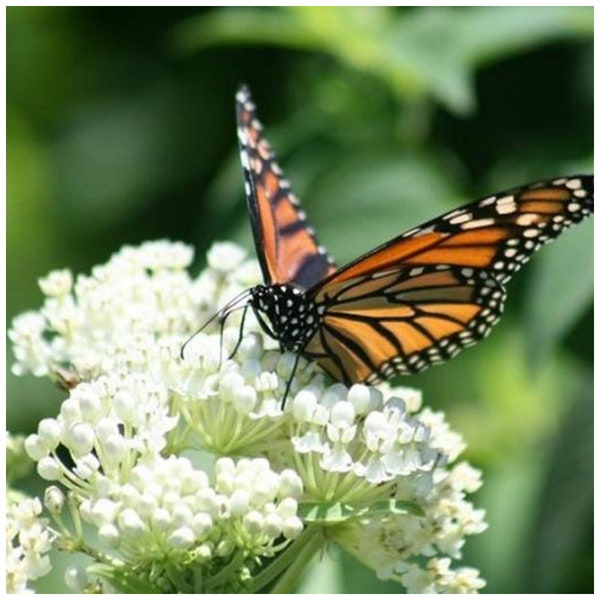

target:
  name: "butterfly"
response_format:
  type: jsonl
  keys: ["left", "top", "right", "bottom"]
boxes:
{"left": 191, "top": 85, "right": 593, "bottom": 405}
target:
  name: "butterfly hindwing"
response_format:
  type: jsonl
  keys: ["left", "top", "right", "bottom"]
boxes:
{"left": 236, "top": 85, "right": 336, "bottom": 289}
{"left": 304, "top": 176, "right": 593, "bottom": 384}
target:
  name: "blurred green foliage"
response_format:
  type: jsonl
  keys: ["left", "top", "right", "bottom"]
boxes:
{"left": 7, "top": 6, "right": 592, "bottom": 594}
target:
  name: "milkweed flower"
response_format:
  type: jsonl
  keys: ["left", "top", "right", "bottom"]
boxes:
{"left": 9, "top": 240, "right": 487, "bottom": 593}
{"left": 6, "top": 496, "right": 55, "bottom": 594}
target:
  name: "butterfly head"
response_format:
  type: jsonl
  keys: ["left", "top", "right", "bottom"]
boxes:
{"left": 250, "top": 284, "right": 323, "bottom": 353}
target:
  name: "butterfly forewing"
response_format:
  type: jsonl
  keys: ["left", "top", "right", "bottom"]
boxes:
{"left": 232, "top": 87, "right": 593, "bottom": 391}
{"left": 304, "top": 176, "right": 593, "bottom": 385}
{"left": 236, "top": 85, "right": 336, "bottom": 288}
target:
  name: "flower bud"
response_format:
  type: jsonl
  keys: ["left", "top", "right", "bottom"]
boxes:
{"left": 118, "top": 508, "right": 146, "bottom": 539}
{"left": 37, "top": 456, "right": 62, "bottom": 480}
{"left": 242, "top": 510, "right": 264, "bottom": 535}
{"left": 44, "top": 486, "right": 65, "bottom": 514}
{"left": 65, "top": 565, "right": 88, "bottom": 592}
{"left": 169, "top": 527, "right": 195, "bottom": 549}
{"left": 37, "top": 419, "right": 61, "bottom": 449}
{"left": 98, "top": 523, "right": 120, "bottom": 548}
{"left": 25, "top": 434, "right": 49, "bottom": 461}
{"left": 282, "top": 516, "right": 303, "bottom": 540}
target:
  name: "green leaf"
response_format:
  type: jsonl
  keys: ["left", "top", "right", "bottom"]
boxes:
{"left": 170, "top": 6, "right": 592, "bottom": 115}
{"left": 299, "top": 502, "right": 358, "bottom": 524}
{"left": 523, "top": 217, "right": 593, "bottom": 367}
{"left": 519, "top": 370, "right": 593, "bottom": 592}
{"left": 456, "top": 6, "right": 593, "bottom": 66}
{"left": 299, "top": 498, "right": 423, "bottom": 524}
{"left": 363, "top": 498, "right": 425, "bottom": 518}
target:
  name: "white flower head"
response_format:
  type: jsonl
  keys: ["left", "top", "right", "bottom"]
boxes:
{"left": 6, "top": 497, "right": 55, "bottom": 594}
{"left": 10, "top": 240, "right": 487, "bottom": 593}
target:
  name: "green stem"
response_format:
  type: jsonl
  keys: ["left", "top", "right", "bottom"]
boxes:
{"left": 205, "top": 549, "right": 246, "bottom": 591}
{"left": 270, "top": 526, "right": 325, "bottom": 593}
{"left": 246, "top": 524, "right": 324, "bottom": 593}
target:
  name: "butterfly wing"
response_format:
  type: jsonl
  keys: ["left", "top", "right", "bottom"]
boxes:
{"left": 303, "top": 176, "right": 594, "bottom": 384}
{"left": 236, "top": 85, "right": 336, "bottom": 288}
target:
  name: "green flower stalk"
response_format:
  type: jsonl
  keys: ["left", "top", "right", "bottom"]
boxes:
{"left": 9, "top": 240, "right": 486, "bottom": 593}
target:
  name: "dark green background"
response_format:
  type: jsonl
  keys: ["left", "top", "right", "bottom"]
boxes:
{"left": 7, "top": 7, "right": 593, "bottom": 593}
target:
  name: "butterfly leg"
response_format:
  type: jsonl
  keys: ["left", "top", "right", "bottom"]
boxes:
{"left": 281, "top": 353, "right": 300, "bottom": 410}
{"left": 252, "top": 306, "right": 278, "bottom": 341}
{"left": 227, "top": 305, "right": 249, "bottom": 360}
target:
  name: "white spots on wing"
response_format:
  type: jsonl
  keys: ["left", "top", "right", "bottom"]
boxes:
{"left": 567, "top": 202, "right": 581, "bottom": 213}
{"left": 565, "top": 178, "right": 581, "bottom": 190}
{"left": 449, "top": 212, "right": 472, "bottom": 225}
{"left": 552, "top": 177, "right": 567, "bottom": 185}
{"left": 574, "top": 189, "right": 587, "bottom": 198}
{"left": 444, "top": 209, "right": 464, "bottom": 220}
{"left": 523, "top": 228, "right": 540, "bottom": 238}
{"left": 235, "top": 89, "right": 248, "bottom": 103}
{"left": 373, "top": 269, "right": 397, "bottom": 278}
{"left": 237, "top": 127, "right": 248, "bottom": 144}
{"left": 257, "top": 139, "right": 271, "bottom": 159}
{"left": 495, "top": 195, "right": 517, "bottom": 214}
{"left": 251, "top": 157, "right": 262, "bottom": 175}
{"left": 497, "top": 195, "right": 515, "bottom": 206}
{"left": 402, "top": 227, "right": 420, "bottom": 237}
{"left": 479, "top": 195, "right": 497, "bottom": 207}
{"left": 240, "top": 149, "right": 250, "bottom": 170}
{"left": 516, "top": 214, "right": 539, "bottom": 226}
{"left": 461, "top": 218, "right": 495, "bottom": 229}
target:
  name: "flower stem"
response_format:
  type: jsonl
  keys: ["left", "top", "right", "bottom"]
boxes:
{"left": 246, "top": 524, "right": 324, "bottom": 593}
{"left": 205, "top": 549, "right": 246, "bottom": 592}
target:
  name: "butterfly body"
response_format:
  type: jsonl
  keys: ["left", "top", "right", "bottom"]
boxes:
{"left": 205, "top": 85, "right": 593, "bottom": 399}
{"left": 250, "top": 283, "right": 323, "bottom": 353}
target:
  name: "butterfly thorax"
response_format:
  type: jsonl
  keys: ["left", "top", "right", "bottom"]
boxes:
{"left": 250, "top": 284, "right": 323, "bottom": 352}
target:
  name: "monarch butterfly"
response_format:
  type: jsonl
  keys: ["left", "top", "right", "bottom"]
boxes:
{"left": 191, "top": 85, "right": 593, "bottom": 405}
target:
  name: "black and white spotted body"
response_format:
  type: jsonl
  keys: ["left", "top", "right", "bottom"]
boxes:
{"left": 250, "top": 284, "right": 323, "bottom": 352}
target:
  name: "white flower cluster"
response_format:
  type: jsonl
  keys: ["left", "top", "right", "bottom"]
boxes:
{"left": 286, "top": 385, "right": 439, "bottom": 497}
{"left": 10, "top": 240, "right": 202, "bottom": 381}
{"left": 79, "top": 456, "right": 303, "bottom": 568}
{"left": 6, "top": 497, "right": 54, "bottom": 594}
{"left": 25, "top": 372, "right": 179, "bottom": 483}
{"left": 11, "top": 240, "right": 487, "bottom": 593}
{"left": 333, "top": 461, "right": 487, "bottom": 592}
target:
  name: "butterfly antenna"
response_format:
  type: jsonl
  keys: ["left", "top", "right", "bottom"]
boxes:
{"left": 180, "top": 290, "right": 253, "bottom": 360}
